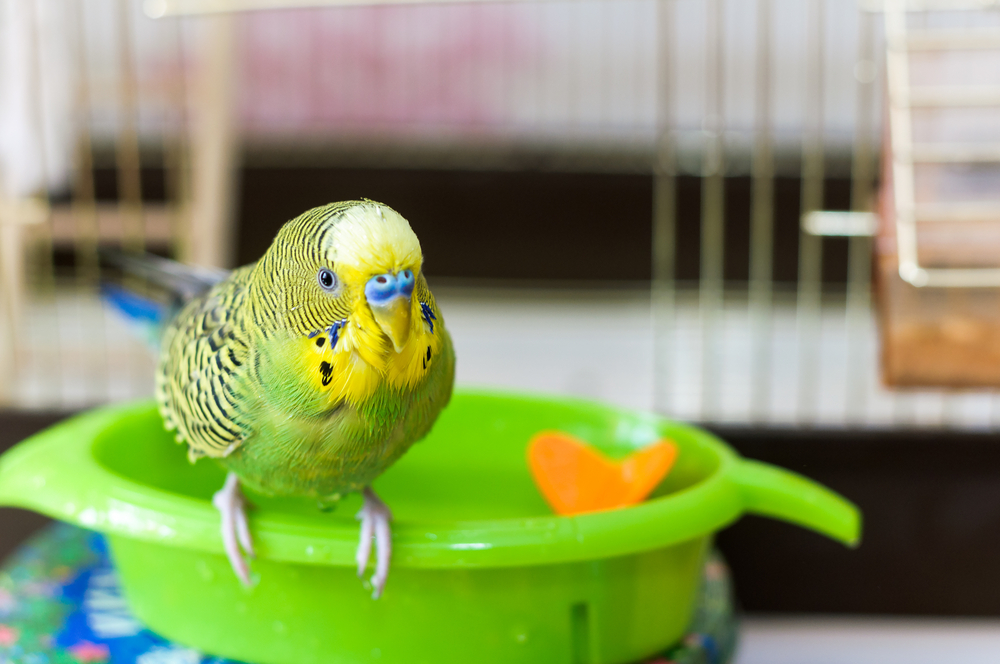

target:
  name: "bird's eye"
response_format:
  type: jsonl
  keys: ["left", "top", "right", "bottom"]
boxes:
{"left": 317, "top": 268, "right": 338, "bottom": 291}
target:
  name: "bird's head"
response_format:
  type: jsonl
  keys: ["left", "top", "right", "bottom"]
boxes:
{"left": 250, "top": 200, "right": 424, "bottom": 355}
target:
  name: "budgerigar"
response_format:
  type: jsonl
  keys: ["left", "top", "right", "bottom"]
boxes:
{"left": 152, "top": 200, "right": 455, "bottom": 598}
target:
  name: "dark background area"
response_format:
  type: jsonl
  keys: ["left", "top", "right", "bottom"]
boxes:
{"left": 0, "top": 411, "right": 70, "bottom": 560}
{"left": 236, "top": 168, "right": 856, "bottom": 285}
{"left": 711, "top": 426, "right": 1000, "bottom": 615}
{"left": 77, "top": 164, "right": 857, "bottom": 285}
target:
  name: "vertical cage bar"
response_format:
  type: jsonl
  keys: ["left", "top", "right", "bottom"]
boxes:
{"left": 652, "top": 0, "right": 677, "bottom": 414}
{"left": 884, "top": 0, "right": 915, "bottom": 426}
{"left": 845, "top": 6, "right": 877, "bottom": 425}
{"left": 0, "top": 0, "right": 34, "bottom": 405}
{"left": 884, "top": 0, "right": 916, "bottom": 284}
{"left": 568, "top": 5, "right": 581, "bottom": 133}
{"left": 28, "top": 0, "right": 62, "bottom": 406}
{"left": 0, "top": 219, "right": 21, "bottom": 405}
{"left": 700, "top": 0, "right": 726, "bottom": 421}
{"left": 116, "top": 0, "right": 147, "bottom": 402}
{"left": 71, "top": 0, "right": 110, "bottom": 404}
{"left": 72, "top": 1, "right": 100, "bottom": 289}
{"left": 748, "top": 0, "right": 774, "bottom": 423}
{"left": 164, "top": 16, "right": 192, "bottom": 261}
{"left": 27, "top": 0, "right": 56, "bottom": 295}
{"left": 796, "top": 0, "right": 826, "bottom": 424}
{"left": 187, "top": 13, "right": 238, "bottom": 268}
{"left": 116, "top": 0, "right": 146, "bottom": 257}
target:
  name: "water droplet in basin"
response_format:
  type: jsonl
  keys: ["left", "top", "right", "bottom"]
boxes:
{"left": 371, "top": 648, "right": 382, "bottom": 659}
{"left": 273, "top": 620, "right": 287, "bottom": 634}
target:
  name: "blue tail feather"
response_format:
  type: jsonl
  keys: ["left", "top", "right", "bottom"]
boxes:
{"left": 101, "top": 284, "right": 169, "bottom": 350}
{"left": 101, "top": 284, "right": 166, "bottom": 325}
{"left": 99, "top": 250, "right": 224, "bottom": 351}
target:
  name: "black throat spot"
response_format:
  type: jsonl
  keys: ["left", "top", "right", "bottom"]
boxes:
{"left": 319, "top": 360, "right": 334, "bottom": 386}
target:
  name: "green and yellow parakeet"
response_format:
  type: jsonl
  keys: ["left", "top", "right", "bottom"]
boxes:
{"left": 150, "top": 200, "right": 455, "bottom": 597}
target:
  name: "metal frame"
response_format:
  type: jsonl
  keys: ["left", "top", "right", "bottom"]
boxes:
{"left": 884, "top": 0, "right": 1000, "bottom": 288}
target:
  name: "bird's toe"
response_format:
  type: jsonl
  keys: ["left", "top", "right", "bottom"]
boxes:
{"left": 355, "top": 487, "right": 393, "bottom": 598}
{"left": 213, "top": 472, "right": 254, "bottom": 586}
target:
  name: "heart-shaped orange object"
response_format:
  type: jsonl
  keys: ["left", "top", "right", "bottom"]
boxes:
{"left": 527, "top": 432, "right": 678, "bottom": 516}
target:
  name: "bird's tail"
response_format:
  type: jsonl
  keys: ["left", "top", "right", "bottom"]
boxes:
{"left": 100, "top": 248, "right": 228, "bottom": 301}
{"left": 100, "top": 249, "right": 229, "bottom": 347}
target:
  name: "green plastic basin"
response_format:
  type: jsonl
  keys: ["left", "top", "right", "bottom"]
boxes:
{"left": 0, "top": 390, "right": 860, "bottom": 664}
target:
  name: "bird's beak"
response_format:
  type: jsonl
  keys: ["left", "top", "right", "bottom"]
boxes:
{"left": 365, "top": 270, "right": 416, "bottom": 353}
{"left": 369, "top": 295, "right": 412, "bottom": 353}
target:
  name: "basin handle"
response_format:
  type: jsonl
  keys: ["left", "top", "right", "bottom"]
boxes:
{"left": 731, "top": 459, "right": 861, "bottom": 547}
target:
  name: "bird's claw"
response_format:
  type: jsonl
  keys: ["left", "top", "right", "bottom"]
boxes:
{"left": 356, "top": 486, "right": 392, "bottom": 599}
{"left": 213, "top": 472, "right": 255, "bottom": 586}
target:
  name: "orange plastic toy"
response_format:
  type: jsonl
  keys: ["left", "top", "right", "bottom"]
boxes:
{"left": 527, "top": 432, "right": 678, "bottom": 516}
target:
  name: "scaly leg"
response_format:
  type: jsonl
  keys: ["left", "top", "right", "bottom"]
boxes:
{"left": 212, "top": 472, "right": 255, "bottom": 586}
{"left": 355, "top": 486, "right": 392, "bottom": 599}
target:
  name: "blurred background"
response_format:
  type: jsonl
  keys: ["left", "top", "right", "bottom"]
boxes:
{"left": 4, "top": 0, "right": 1000, "bottom": 660}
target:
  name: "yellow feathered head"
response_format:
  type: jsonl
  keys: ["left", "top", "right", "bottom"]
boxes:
{"left": 250, "top": 200, "right": 425, "bottom": 354}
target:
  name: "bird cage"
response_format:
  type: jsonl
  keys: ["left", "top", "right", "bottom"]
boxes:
{"left": 4, "top": 0, "right": 1000, "bottom": 431}
{"left": 0, "top": 0, "right": 236, "bottom": 407}
{"left": 651, "top": 0, "right": 887, "bottom": 427}
{"left": 877, "top": 0, "right": 1000, "bottom": 387}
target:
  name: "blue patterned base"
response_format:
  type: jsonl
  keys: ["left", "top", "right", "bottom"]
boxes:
{"left": 0, "top": 524, "right": 736, "bottom": 664}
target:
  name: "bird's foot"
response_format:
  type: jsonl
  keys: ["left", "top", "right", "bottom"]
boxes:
{"left": 355, "top": 486, "right": 392, "bottom": 599}
{"left": 212, "top": 472, "right": 255, "bottom": 586}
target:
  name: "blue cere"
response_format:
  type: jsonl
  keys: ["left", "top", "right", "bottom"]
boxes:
{"left": 365, "top": 270, "right": 415, "bottom": 304}
{"left": 421, "top": 302, "right": 436, "bottom": 333}
{"left": 397, "top": 269, "right": 415, "bottom": 296}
